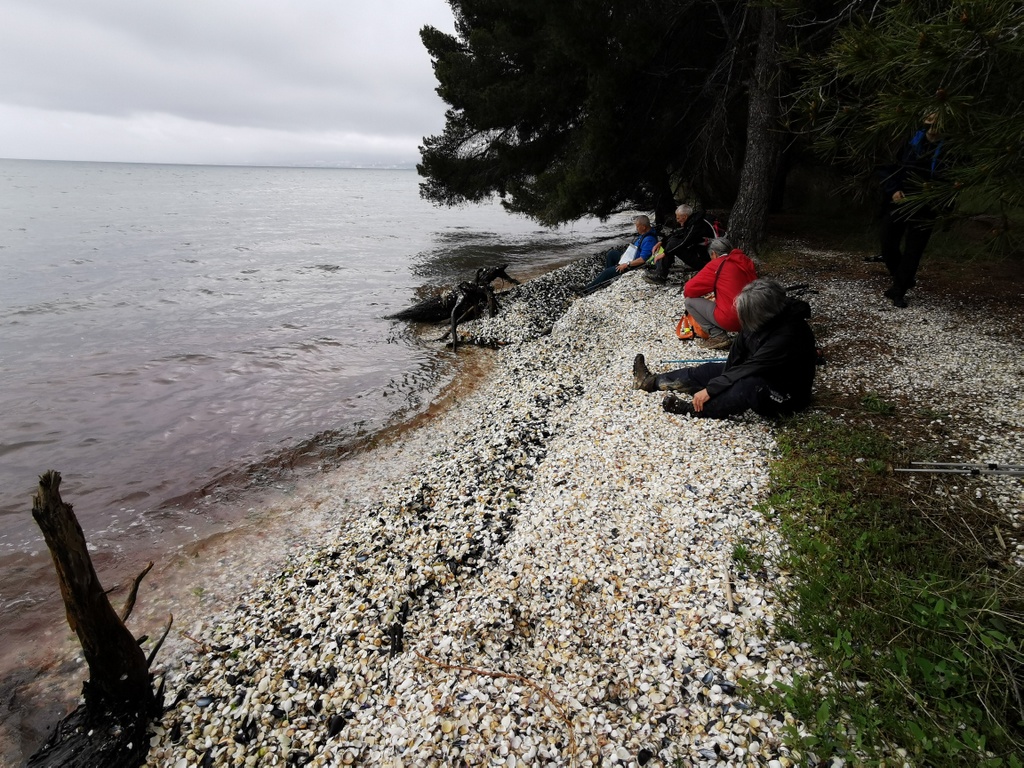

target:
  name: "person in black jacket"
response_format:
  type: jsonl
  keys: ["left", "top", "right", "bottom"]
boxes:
{"left": 878, "top": 113, "right": 948, "bottom": 308}
{"left": 632, "top": 279, "right": 817, "bottom": 419}
{"left": 644, "top": 204, "right": 718, "bottom": 284}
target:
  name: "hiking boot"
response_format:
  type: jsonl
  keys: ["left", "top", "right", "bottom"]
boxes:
{"left": 662, "top": 394, "right": 695, "bottom": 416}
{"left": 884, "top": 284, "right": 908, "bottom": 308}
{"left": 700, "top": 335, "right": 732, "bottom": 351}
{"left": 643, "top": 273, "right": 667, "bottom": 285}
{"left": 632, "top": 354, "right": 658, "bottom": 392}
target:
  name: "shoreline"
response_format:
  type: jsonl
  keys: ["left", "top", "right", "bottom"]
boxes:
{"left": 0, "top": 257, "right": 588, "bottom": 766}
{"left": 10, "top": 245, "right": 1022, "bottom": 765}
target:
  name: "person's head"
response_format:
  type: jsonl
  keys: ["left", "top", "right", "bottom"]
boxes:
{"left": 633, "top": 214, "right": 652, "bottom": 233}
{"left": 735, "top": 279, "right": 787, "bottom": 331}
{"left": 675, "top": 204, "right": 693, "bottom": 225}
{"left": 708, "top": 237, "right": 731, "bottom": 258}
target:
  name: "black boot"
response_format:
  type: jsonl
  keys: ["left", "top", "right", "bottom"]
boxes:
{"left": 884, "top": 283, "right": 908, "bottom": 308}
{"left": 632, "top": 354, "right": 659, "bottom": 391}
{"left": 662, "top": 394, "right": 695, "bottom": 416}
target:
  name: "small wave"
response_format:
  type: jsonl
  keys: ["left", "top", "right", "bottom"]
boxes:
{"left": 6, "top": 298, "right": 95, "bottom": 317}
{"left": 0, "top": 439, "right": 57, "bottom": 458}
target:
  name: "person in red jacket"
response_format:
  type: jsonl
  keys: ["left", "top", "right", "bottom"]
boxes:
{"left": 682, "top": 238, "right": 758, "bottom": 350}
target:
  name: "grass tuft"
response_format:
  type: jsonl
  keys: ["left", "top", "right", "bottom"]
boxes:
{"left": 757, "top": 410, "right": 1024, "bottom": 766}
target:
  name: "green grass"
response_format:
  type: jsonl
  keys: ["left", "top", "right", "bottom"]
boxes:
{"left": 756, "top": 407, "right": 1024, "bottom": 766}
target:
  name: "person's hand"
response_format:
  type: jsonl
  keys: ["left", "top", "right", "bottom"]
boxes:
{"left": 692, "top": 389, "right": 710, "bottom": 412}
{"left": 892, "top": 190, "right": 905, "bottom": 202}
{"left": 616, "top": 262, "right": 630, "bottom": 273}
{"left": 653, "top": 252, "right": 664, "bottom": 262}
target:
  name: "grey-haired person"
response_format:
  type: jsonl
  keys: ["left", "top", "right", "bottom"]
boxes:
{"left": 581, "top": 214, "right": 658, "bottom": 293}
{"left": 680, "top": 237, "right": 758, "bottom": 351}
{"left": 633, "top": 279, "right": 817, "bottom": 419}
{"left": 644, "top": 204, "right": 718, "bottom": 283}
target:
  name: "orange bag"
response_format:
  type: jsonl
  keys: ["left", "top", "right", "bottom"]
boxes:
{"left": 675, "top": 312, "right": 710, "bottom": 340}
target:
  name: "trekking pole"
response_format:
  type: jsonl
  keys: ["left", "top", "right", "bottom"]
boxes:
{"left": 895, "top": 461, "right": 1024, "bottom": 477}
{"left": 659, "top": 358, "right": 728, "bottom": 365}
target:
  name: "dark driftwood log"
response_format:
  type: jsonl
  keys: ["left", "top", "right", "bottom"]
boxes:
{"left": 29, "top": 470, "right": 162, "bottom": 768}
{"left": 386, "top": 264, "right": 520, "bottom": 334}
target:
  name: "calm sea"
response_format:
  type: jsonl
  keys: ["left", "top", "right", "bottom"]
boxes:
{"left": 0, "top": 159, "right": 620, "bottom": 632}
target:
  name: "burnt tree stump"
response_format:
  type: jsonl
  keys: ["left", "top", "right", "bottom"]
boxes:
{"left": 29, "top": 470, "right": 167, "bottom": 768}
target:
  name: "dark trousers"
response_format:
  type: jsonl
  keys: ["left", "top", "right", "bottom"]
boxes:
{"left": 651, "top": 253, "right": 674, "bottom": 279}
{"left": 879, "top": 203, "right": 937, "bottom": 296}
{"left": 583, "top": 248, "right": 626, "bottom": 292}
{"left": 660, "top": 362, "right": 801, "bottom": 419}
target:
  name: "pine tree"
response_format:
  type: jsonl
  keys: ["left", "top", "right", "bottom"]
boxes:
{"left": 795, "top": 0, "right": 1024, "bottom": 248}
{"left": 418, "top": 0, "right": 735, "bottom": 226}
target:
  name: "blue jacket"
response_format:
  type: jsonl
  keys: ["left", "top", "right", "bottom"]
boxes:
{"left": 631, "top": 230, "right": 658, "bottom": 262}
{"left": 881, "top": 129, "right": 945, "bottom": 199}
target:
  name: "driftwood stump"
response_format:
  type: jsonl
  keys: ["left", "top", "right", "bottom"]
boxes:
{"left": 29, "top": 470, "right": 167, "bottom": 768}
{"left": 387, "top": 264, "right": 520, "bottom": 350}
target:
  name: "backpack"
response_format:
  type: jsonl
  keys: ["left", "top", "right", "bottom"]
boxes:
{"left": 675, "top": 312, "right": 710, "bottom": 340}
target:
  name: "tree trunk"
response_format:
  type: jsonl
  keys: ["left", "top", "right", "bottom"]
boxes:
{"left": 728, "top": 5, "right": 783, "bottom": 256}
{"left": 29, "top": 470, "right": 160, "bottom": 768}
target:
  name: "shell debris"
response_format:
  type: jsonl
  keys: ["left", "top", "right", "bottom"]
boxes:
{"left": 147, "top": 252, "right": 1023, "bottom": 767}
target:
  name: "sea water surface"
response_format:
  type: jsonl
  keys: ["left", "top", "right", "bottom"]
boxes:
{"left": 0, "top": 160, "right": 622, "bottom": 654}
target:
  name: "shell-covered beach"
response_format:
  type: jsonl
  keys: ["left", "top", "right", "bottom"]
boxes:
{"left": 107, "top": 246, "right": 1024, "bottom": 766}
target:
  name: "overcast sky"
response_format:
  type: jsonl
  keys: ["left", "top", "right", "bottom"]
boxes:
{"left": 0, "top": 0, "right": 457, "bottom": 167}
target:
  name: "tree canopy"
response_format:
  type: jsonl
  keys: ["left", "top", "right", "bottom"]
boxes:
{"left": 418, "top": 0, "right": 736, "bottom": 226}
{"left": 420, "top": 0, "right": 1024, "bottom": 251}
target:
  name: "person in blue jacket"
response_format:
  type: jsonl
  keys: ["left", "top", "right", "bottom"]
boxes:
{"left": 878, "top": 113, "right": 949, "bottom": 308}
{"left": 581, "top": 215, "right": 658, "bottom": 293}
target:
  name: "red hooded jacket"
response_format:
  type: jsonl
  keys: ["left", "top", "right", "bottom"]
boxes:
{"left": 682, "top": 249, "right": 758, "bottom": 332}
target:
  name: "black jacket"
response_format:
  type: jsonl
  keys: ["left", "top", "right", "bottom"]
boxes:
{"left": 706, "top": 298, "right": 817, "bottom": 405}
{"left": 660, "top": 214, "right": 717, "bottom": 271}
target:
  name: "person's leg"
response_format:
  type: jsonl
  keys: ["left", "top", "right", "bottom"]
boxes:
{"left": 663, "top": 376, "right": 787, "bottom": 419}
{"left": 879, "top": 203, "right": 906, "bottom": 276}
{"left": 654, "top": 253, "right": 674, "bottom": 279}
{"left": 896, "top": 214, "right": 936, "bottom": 294}
{"left": 684, "top": 296, "right": 726, "bottom": 338}
{"left": 680, "top": 246, "right": 711, "bottom": 272}
{"left": 655, "top": 361, "right": 725, "bottom": 393}
{"left": 633, "top": 355, "right": 723, "bottom": 393}
{"left": 582, "top": 248, "right": 625, "bottom": 292}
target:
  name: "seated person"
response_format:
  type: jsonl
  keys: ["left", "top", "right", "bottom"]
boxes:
{"left": 581, "top": 215, "right": 658, "bottom": 293}
{"left": 682, "top": 238, "right": 757, "bottom": 350}
{"left": 644, "top": 204, "right": 718, "bottom": 283}
{"left": 632, "top": 279, "right": 817, "bottom": 419}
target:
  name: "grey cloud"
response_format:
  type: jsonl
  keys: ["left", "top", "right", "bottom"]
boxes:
{"left": 0, "top": 0, "right": 454, "bottom": 163}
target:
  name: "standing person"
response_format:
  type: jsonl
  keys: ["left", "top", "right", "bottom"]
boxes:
{"left": 878, "top": 113, "right": 948, "bottom": 308}
{"left": 581, "top": 215, "right": 658, "bottom": 293}
{"left": 681, "top": 238, "right": 758, "bottom": 350}
{"left": 632, "top": 279, "right": 817, "bottom": 419}
{"left": 644, "top": 204, "right": 719, "bottom": 284}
